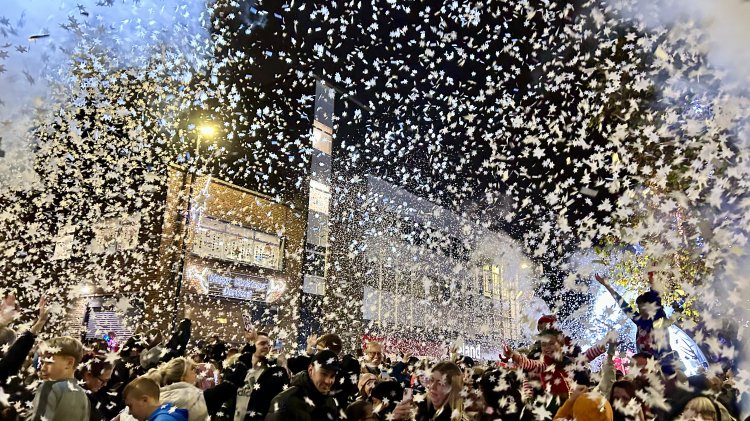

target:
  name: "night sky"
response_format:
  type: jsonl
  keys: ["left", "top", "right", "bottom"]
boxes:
{"left": 200, "top": 0, "right": 649, "bottom": 309}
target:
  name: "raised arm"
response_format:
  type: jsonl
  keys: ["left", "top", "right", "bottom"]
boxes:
{"left": 0, "top": 296, "right": 49, "bottom": 384}
{"left": 595, "top": 274, "right": 637, "bottom": 319}
{"left": 584, "top": 344, "right": 607, "bottom": 362}
{"left": 305, "top": 334, "right": 318, "bottom": 355}
{"left": 240, "top": 326, "right": 258, "bottom": 356}
{"left": 596, "top": 342, "right": 617, "bottom": 398}
{"left": 0, "top": 293, "right": 17, "bottom": 327}
{"left": 585, "top": 328, "right": 618, "bottom": 362}
{"left": 503, "top": 344, "right": 544, "bottom": 371}
{"left": 30, "top": 296, "right": 50, "bottom": 335}
{"left": 160, "top": 317, "right": 192, "bottom": 364}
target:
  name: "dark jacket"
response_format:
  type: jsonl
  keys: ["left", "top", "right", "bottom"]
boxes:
{"left": 388, "top": 361, "right": 411, "bottom": 387}
{"left": 98, "top": 355, "right": 145, "bottom": 419}
{"left": 414, "top": 399, "right": 454, "bottom": 421}
{"left": 616, "top": 291, "right": 673, "bottom": 359}
{"left": 0, "top": 330, "right": 36, "bottom": 385}
{"left": 205, "top": 339, "right": 228, "bottom": 363}
{"left": 203, "top": 345, "right": 254, "bottom": 418}
{"left": 264, "top": 371, "right": 339, "bottom": 421}
{"left": 245, "top": 366, "right": 291, "bottom": 420}
{"left": 332, "top": 355, "right": 361, "bottom": 409}
{"left": 371, "top": 381, "right": 403, "bottom": 421}
{"left": 287, "top": 354, "right": 312, "bottom": 376}
{"left": 86, "top": 390, "right": 106, "bottom": 421}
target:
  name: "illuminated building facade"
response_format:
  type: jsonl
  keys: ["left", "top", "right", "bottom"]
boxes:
{"left": 346, "top": 175, "right": 537, "bottom": 359}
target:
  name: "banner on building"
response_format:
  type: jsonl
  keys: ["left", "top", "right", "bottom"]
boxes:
{"left": 184, "top": 262, "right": 285, "bottom": 303}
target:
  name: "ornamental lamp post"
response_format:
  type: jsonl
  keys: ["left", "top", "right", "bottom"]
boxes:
{"left": 171, "top": 122, "right": 219, "bottom": 330}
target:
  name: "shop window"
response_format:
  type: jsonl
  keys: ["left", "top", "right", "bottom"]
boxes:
{"left": 306, "top": 245, "right": 327, "bottom": 278}
{"left": 481, "top": 264, "right": 503, "bottom": 299}
{"left": 440, "top": 281, "right": 451, "bottom": 302}
{"left": 192, "top": 217, "right": 283, "bottom": 271}
{"left": 413, "top": 275, "right": 426, "bottom": 299}
{"left": 482, "top": 265, "right": 492, "bottom": 298}
{"left": 90, "top": 215, "right": 141, "bottom": 254}
{"left": 303, "top": 274, "right": 326, "bottom": 296}
{"left": 312, "top": 127, "right": 333, "bottom": 155}
{"left": 309, "top": 179, "right": 331, "bottom": 215}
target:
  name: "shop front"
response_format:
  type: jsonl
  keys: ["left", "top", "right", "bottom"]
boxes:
{"left": 154, "top": 167, "right": 306, "bottom": 346}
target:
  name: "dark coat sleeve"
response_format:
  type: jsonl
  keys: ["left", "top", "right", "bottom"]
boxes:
{"left": 613, "top": 292, "right": 638, "bottom": 321}
{"left": 160, "top": 318, "right": 192, "bottom": 363}
{"left": 204, "top": 380, "right": 240, "bottom": 416}
{"left": 203, "top": 363, "right": 251, "bottom": 416}
{"left": 263, "top": 401, "right": 311, "bottom": 421}
{"left": 389, "top": 361, "right": 410, "bottom": 386}
{"left": 204, "top": 346, "right": 254, "bottom": 416}
{"left": 0, "top": 330, "right": 36, "bottom": 385}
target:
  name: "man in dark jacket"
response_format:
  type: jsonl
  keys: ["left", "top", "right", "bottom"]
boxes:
{"left": 265, "top": 350, "right": 341, "bottom": 421}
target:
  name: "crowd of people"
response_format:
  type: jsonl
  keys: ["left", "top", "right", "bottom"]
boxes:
{"left": 0, "top": 275, "right": 745, "bottom": 421}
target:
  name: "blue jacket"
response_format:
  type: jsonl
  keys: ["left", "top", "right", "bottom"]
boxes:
{"left": 148, "top": 403, "right": 189, "bottom": 421}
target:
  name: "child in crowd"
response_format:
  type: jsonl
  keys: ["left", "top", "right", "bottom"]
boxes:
{"left": 28, "top": 336, "right": 90, "bottom": 421}
{"left": 123, "top": 377, "right": 188, "bottom": 421}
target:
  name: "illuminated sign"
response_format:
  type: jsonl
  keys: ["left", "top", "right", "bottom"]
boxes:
{"left": 460, "top": 343, "right": 482, "bottom": 360}
{"left": 185, "top": 263, "right": 285, "bottom": 303}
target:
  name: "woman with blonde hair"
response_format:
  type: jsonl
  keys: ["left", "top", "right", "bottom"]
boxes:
{"left": 143, "top": 357, "right": 208, "bottom": 421}
{"left": 392, "top": 361, "right": 469, "bottom": 421}
{"left": 678, "top": 396, "right": 718, "bottom": 421}
{"left": 668, "top": 392, "right": 737, "bottom": 421}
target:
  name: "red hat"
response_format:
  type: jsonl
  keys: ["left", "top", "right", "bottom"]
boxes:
{"left": 538, "top": 315, "right": 557, "bottom": 325}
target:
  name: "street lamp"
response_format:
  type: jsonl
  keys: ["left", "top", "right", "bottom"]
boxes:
{"left": 172, "top": 122, "right": 219, "bottom": 329}
{"left": 193, "top": 123, "right": 218, "bottom": 168}
{"left": 186, "top": 123, "right": 217, "bottom": 221}
{"left": 198, "top": 124, "right": 217, "bottom": 138}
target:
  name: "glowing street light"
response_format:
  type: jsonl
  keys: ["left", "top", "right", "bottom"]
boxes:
{"left": 197, "top": 124, "right": 217, "bottom": 138}
{"left": 172, "top": 120, "right": 220, "bottom": 329}
{"left": 192, "top": 122, "right": 219, "bottom": 164}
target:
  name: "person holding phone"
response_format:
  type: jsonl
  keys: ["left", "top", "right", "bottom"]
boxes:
{"left": 370, "top": 380, "right": 404, "bottom": 420}
{"left": 391, "top": 361, "right": 468, "bottom": 421}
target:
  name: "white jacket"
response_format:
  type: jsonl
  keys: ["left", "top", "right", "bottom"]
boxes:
{"left": 160, "top": 382, "right": 209, "bottom": 421}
